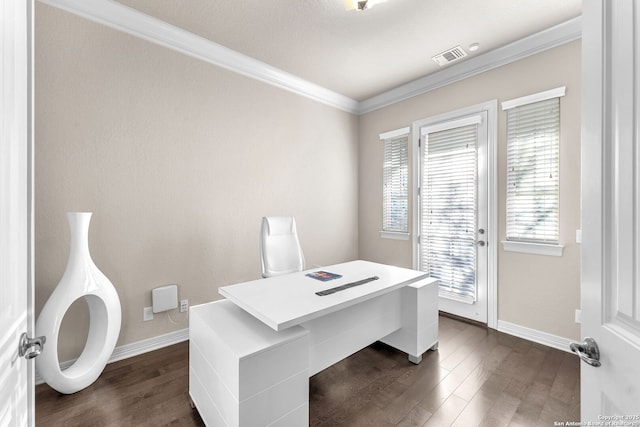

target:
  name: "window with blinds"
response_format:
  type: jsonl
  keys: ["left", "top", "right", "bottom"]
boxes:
{"left": 381, "top": 128, "right": 409, "bottom": 237}
{"left": 503, "top": 88, "right": 564, "bottom": 244}
{"left": 421, "top": 121, "right": 479, "bottom": 303}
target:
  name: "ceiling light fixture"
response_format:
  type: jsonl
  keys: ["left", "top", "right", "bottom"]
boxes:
{"left": 469, "top": 43, "right": 480, "bottom": 52}
{"left": 344, "top": 0, "right": 387, "bottom": 11}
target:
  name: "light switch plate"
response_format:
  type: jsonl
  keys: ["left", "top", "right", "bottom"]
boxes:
{"left": 144, "top": 306, "right": 154, "bottom": 321}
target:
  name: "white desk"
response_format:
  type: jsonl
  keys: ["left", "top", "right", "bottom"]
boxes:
{"left": 189, "top": 260, "right": 439, "bottom": 427}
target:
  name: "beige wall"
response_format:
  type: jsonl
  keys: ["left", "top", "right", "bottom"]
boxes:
{"left": 35, "top": 2, "right": 582, "bottom": 363}
{"left": 358, "top": 41, "right": 582, "bottom": 341}
{"left": 35, "top": 4, "right": 359, "bottom": 361}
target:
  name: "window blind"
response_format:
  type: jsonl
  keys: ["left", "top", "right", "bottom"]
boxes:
{"left": 505, "top": 97, "right": 560, "bottom": 243}
{"left": 382, "top": 130, "right": 409, "bottom": 233}
{"left": 421, "top": 124, "right": 478, "bottom": 303}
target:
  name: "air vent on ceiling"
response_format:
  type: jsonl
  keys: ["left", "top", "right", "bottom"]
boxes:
{"left": 432, "top": 46, "right": 468, "bottom": 67}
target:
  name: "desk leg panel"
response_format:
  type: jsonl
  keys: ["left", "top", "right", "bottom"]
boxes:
{"left": 302, "top": 291, "right": 402, "bottom": 376}
{"left": 189, "top": 300, "right": 309, "bottom": 427}
{"left": 190, "top": 339, "right": 309, "bottom": 427}
{"left": 268, "top": 403, "right": 309, "bottom": 427}
{"left": 239, "top": 371, "right": 309, "bottom": 427}
{"left": 190, "top": 365, "right": 229, "bottom": 427}
{"left": 380, "top": 278, "right": 439, "bottom": 362}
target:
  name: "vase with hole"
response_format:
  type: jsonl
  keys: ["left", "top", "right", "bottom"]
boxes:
{"left": 36, "top": 212, "right": 121, "bottom": 394}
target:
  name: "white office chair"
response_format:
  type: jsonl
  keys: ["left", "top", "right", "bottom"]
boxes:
{"left": 260, "top": 216, "right": 305, "bottom": 278}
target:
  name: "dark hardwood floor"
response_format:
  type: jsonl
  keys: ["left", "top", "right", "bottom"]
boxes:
{"left": 36, "top": 315, "right": 580, "bottom": 426}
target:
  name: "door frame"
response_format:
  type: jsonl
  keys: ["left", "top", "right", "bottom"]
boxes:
{"left": 26, "top": 0, "right": 36, "bottom": 420}
{"left": 1, "top": 0, "right": 35, "bottom": 424}
{"left": 411, "top": 100, "right": 498, "bottom": 329}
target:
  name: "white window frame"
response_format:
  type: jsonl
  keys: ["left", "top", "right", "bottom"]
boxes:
{"left": 501, "top": 86, "right": 566, "bottom": 256}
{"left": 380, "top": 127, "right": 410, "bottom": 240}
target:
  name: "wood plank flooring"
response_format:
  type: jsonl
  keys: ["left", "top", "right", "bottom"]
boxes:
{"left": 36, "top": 315, "right": 580, "bottom": 426}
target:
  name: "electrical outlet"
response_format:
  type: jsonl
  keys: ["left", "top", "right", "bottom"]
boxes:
{"left": 180, "top": 299, "right": 188, "bottom": 313}
{"left": 144, "top": 306, "right": 154, "bottom": 321}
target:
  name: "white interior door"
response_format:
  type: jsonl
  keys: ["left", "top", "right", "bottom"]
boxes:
{"left": 580, "top": 0, "right": 640, "bottom": 419}
{"left": 413, "top": 102, "right": 496, "bottom": 325}
{"left": 1, "top": 0, "right": 35, "bottom": 425}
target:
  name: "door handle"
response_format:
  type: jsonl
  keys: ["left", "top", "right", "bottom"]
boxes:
{"left": 569, "top": 337, "right": 601, "bottom": 367}
{"left": 19, "top": 332, "right": 46, "bottom": 360}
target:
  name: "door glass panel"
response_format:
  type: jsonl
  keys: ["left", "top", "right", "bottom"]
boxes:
{"left": 421, "top": 124, "right": 478, "bottom": 303}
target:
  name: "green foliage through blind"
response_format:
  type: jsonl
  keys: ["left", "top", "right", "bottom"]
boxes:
{"left": 421, "top": 124, "right": 478, "bottom": 303}
{"left": 383, "top": 136, "right": 409, "bottom": 233}
{"left": 506, "top": 98, "right": 560, "bottom": 243}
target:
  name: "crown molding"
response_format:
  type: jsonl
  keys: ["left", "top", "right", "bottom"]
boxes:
{"left": 37, "top": 0, "right": 360, "bottom": 114}
{"left": 357, "top": 16, "right": 582, "bottom": 114}
{"left": 38, "top": 0, "right": 580, "bottom": 116}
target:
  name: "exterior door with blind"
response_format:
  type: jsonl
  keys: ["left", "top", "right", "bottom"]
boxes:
{"left": 414, "top": 104, "right": 494, "bottom": 324}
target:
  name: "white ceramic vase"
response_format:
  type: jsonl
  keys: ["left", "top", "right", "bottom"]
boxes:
{"left": 36, "top": 212, "right": 121, "bottom": 394}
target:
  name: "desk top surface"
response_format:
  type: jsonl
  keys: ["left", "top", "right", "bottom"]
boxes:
{"left": 219, "top": 260, "right": 428, "bottom": 331}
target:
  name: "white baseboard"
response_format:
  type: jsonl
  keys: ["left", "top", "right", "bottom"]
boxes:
{"left": 497, "top": 320, "right": 573, "bottom": 354}
{"left": 35, "top": 321, "right": 574, "bottom": 386}
{"left": 35, "top": 328, "right": 189, "bottom": 385}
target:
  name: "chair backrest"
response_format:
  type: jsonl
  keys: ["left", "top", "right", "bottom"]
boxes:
{"left": 260, "top": 216, "right": 305, "bottom": 278}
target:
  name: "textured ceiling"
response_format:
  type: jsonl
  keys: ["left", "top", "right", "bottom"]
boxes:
{"left": 115, "top": 0, "right": 582, "bottom": 101}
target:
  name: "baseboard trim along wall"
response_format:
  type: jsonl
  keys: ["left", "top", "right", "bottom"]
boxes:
{"left": 35, "top": 328, "right": 189, "bottom": 385}
{"left": 36, "top": 321, "right": 573, "bottom": 385}
{"left": 497, "top": 320, "right": 574, "bottom": 354}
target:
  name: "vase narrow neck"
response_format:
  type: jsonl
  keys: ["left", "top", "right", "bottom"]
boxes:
{"left": 67, "top": 212, "right": 92, "bottom": 259}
